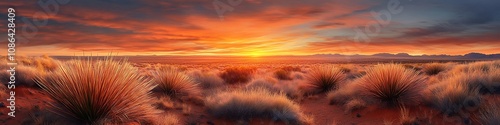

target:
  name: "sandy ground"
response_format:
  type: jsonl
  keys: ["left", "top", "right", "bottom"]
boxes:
{"left": 0, "top": 87, "right": 52, "bottom": 124}
{"left": 0, "top": 86, "right": 466, "bottom": 125}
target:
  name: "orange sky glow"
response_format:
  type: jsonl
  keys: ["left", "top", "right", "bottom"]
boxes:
{"left": 1, "top": 0, "right": 499, "bottom": 56}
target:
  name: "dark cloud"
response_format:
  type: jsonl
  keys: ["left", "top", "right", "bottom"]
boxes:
{"left": 399, "top": 0, "right": 500, "bottom": 38}
{"left": 313, "top": 22, "right": 345, "bottom": 29}
{"left": 401, "top": 22, "right": 464, "bottom": 37}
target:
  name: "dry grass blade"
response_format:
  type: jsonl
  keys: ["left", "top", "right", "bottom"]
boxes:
{"left": 306, "top": 66, "right": 346, "bottom": 93}
{"left": 205, "top": 88, "right": 312, "bottom": 124}
{"left": 35, "top": 58, "right": 158, "bottom": 124}
{"left": 358, "top": 64, "right": 426, "bottom": 106}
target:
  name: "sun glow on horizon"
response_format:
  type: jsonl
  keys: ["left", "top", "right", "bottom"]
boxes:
{"left": 248, "top": 51, "right": 265, "bottom": 58}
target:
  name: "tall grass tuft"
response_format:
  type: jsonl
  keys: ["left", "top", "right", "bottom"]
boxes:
{"left": 205, "top": 88, "right": 312, "bottom": 124}
{"left": 423, "top": 63, "right": 447, "bottom": 75}
{"left": 219, "top": 66, "right": 256, "bottom": 84}
{"left": 16, "top": 55, "right": 60, "bottom": 71}
{"left": 305, "top": 66, "right": 346, "bottom": 93}
{"left": 35, "top": 58, "right": 159, "bottom": 124}
{"left": 152, "top": 68, "right": 200, "bottom": 97}
{"left": 358, "top": 64, "right": 426, "bottom": 107}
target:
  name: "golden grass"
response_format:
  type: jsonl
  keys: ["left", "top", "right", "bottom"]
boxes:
{"left": 14, "top": 55, "right": 60, "bottom": 71}
{"left": 305, "top": 66, "right": 346, "bottom": 93}
{"left": 35, "top": 58, "right": 159, "bottom": 124}
{"left": 433, "top": 61, "right": 499, "bottom": 94}
{"left": 452, "top": 61, "right": 499, "bottom": 74}
{"left": 453, "top": 61, "right": 500, "bottom": 93}
{"left": 357, "top": 64, "right": 426, "bottom": 106}
{"left": 152, "top": 68, "right": 200, "bottom": 97}
{"left": 0, "top": 55, "right": 62, "bottom": 87}
{"left": 205, "top": 88, "right": 312, "bottom": 124}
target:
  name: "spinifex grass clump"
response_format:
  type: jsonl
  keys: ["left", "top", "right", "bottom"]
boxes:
{"left": 219, "top": 66, "right": 256, "bottom": 84}
{"left": 152, "top": 68, "right": 200, "bottom": 97}
{"left": 36, "top": 58, "right": 158, "bottom": 124}
{"left": 358, "top": 64, "right": 426, "bottom": 107}
{"left": 205, "top": 88, "right": 312, "bottom": 124}
{"left": 305, "top": 66, "right": 346, "bottom": 93}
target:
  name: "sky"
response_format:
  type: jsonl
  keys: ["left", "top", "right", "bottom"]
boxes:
{"left": 1, "top": 0, "right": 499, "bottom": 56}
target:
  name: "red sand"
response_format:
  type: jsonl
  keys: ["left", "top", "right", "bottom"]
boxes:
{"left": 0, "top": 87, "right": 52, "bottom": 124}
{"left": 0, "top": 87, "right": 474, "bottom": 125}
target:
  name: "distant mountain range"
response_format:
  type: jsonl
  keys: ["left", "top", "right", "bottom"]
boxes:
{"left": 53, "top": 52, "right": 500, "bottom": 64}
{"left": 312, "top": 52, "right": 500, "bottom": 59}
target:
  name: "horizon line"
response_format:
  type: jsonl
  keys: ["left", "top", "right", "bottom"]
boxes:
{"left": 22, "top": 52, "right": 499, "bottom": 57}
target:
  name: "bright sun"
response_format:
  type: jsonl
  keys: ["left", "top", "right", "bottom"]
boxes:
{"left": 249, "top": 52, "right": 264, "bottom": 57}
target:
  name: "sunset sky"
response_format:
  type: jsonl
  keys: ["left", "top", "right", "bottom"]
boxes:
{"left": 1, "top": 0, "right": 499, "bottom": 56}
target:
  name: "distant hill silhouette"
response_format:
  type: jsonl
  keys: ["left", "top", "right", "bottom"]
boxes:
{"left": 54, "top": 52, "right": 500, "bottom": 64}
{"left": 463, "top": 52, "right": 500, "bottom": 58}
{"left": 313, "top": 52, "right": 500, "bottom": 59}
